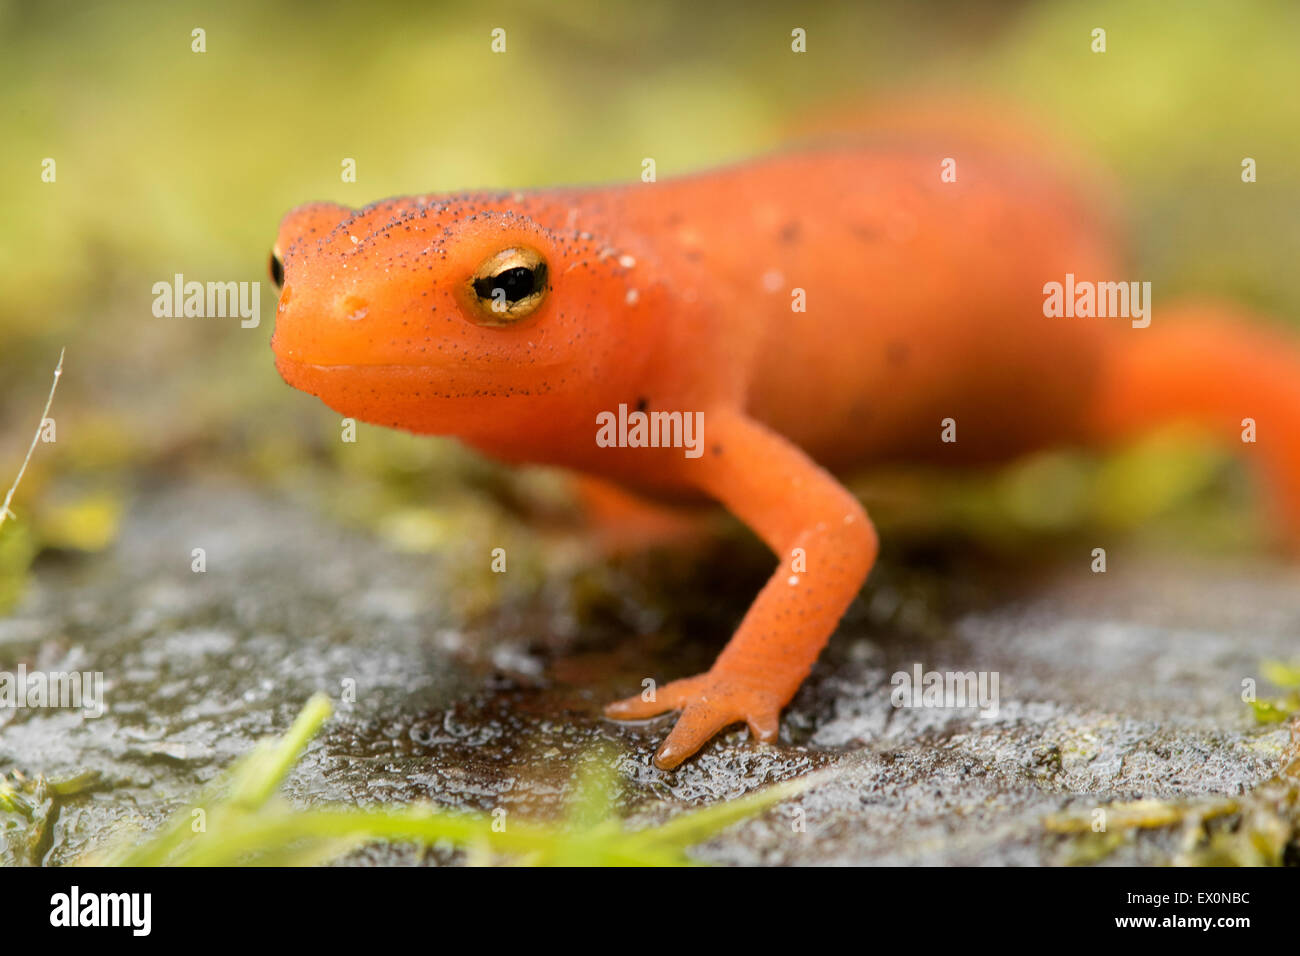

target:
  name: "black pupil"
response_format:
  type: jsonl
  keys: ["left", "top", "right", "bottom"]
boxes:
{"left": 269, "top": 252, "right": 284, "bottom": 288}
{"left": 475, "top": 265, "right": 538, "bottom": 304}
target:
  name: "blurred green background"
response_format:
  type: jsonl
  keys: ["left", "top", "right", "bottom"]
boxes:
{"left": 2, "top": 0, "right": 1299, "bottom": 605}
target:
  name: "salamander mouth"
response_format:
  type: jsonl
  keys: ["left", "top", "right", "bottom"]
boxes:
{"left": 277, "top": 358, "right": 442, "bottom": 371}
{"left": 274, "top": 355, "right": 566, "bottom": 374}
{"left": 272, "top": 355, "right": 563, "bottom": 404}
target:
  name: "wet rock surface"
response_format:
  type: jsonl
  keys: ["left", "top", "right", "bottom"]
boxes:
{"left": 2, "top": 478, "right": 1297, "bottom": 865}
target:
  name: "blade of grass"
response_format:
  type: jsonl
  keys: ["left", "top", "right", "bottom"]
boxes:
{"left": 621, "top": 770, "right": 832, "bottom": 851}
{"left": 87, "top": 696, "right": 827, "bottom": 867}
{"left": 1, "top": 348, "right": 65, "bottom": 531}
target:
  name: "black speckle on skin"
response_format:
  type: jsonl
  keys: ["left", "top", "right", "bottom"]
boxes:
{"left": 712, "top": 444, "right": 723, "bottom": 456}
{"left": 635, "top": 396, "right": 648, "bottom": 413}
{"left": 780, "top": 221, "right": 801, "bottom": 243}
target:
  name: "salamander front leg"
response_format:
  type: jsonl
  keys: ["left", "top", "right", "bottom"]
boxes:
{"left": 605, "top": 407, "right": 878, "bottom": 769}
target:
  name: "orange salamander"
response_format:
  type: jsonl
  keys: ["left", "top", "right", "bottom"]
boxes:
{"left": 270, "top": 121, "right": 1300, "bottom": 769}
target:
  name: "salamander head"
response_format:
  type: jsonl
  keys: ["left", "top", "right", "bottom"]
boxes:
{"left": 269, "top": 194, "right": 650, "bottom": 440}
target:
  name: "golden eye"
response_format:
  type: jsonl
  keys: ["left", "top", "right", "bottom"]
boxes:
{"left": 466, "top": 247, "right": 548, "bottom": 325}
{"left": 269, "top": 247, "right": 285, "bottom": 290}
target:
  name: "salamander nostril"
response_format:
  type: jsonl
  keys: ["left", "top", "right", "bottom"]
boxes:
{"left": 342, "top": 295, "right": 368, "bottom": 321}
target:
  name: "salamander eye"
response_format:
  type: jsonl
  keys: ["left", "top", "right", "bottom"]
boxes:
{"left": 269, "top": 248, "right": 285, "bottom": 290}
{"left": 466, "top": 247, "right": 548, "bottom": 325}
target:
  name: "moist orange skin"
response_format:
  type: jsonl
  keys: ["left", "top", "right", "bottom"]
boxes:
{"left": 272, "top": 139, "right": 1300, "bottom": 769}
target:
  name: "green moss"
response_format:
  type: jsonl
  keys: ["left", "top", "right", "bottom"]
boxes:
{"left": 1262, "top": 660, "right": 1300, "bottom": 689}
{"left": 1249, "top": 659, "right": 1300, "bottom": 723}
{"left": 1048, "top": 733, "right": 1300, "bottom": 866}
{"left": 2, "top": 768, "right": 101, "bottom": 865}
{"left": 1251, "top": 696, "right": 1300, "bottom": 724}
